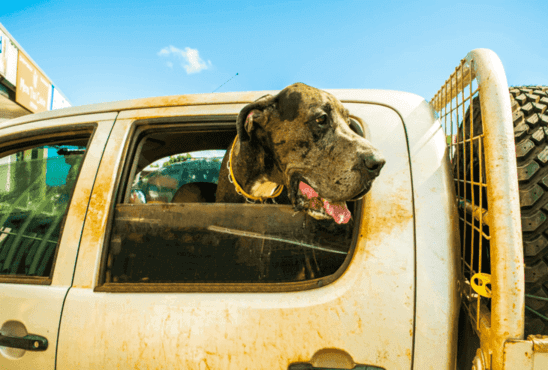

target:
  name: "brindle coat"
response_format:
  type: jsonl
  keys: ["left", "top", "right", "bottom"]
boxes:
{"left": 216, "top": 82, "right": 385, "bottom": 215}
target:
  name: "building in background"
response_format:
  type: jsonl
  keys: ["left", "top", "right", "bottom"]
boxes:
{"left": 0, "top": 22, "right": 71, "bottom": 123}
{"left": 0, "top": 23, "right": 73, "bottom": 204}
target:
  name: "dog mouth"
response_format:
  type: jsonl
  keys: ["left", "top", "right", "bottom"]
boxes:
{"left": 288, "top": 176, "right": 366, "bottom": 225}
{"left": 297, "top": 181, "right": 352, "bottom": 224}
{"left": 287, "top": 168, "right": 374, "bottom": 224}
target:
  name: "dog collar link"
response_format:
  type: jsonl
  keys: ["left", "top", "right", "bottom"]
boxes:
{"left": 228, "top": 134, "right": 284, "bottom": 203}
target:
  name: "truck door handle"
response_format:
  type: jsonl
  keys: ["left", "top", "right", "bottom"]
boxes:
{"left": 289, "top": 363, "right": 384, "bottom": 370}
{"left": 0, "top": 332, "right": 48, "bottom": 351}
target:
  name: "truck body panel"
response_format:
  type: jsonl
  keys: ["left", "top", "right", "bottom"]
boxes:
{"left": 55, "top": 98, "right": 423, "bottom": 369}
{"left": 0, "top": 87, "right": 470, "bottom": 369}
{"left": 0, "top": 114, "right": 115, "bottom": 370}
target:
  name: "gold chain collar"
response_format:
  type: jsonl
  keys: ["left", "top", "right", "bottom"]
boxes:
{"left": 228, "top": 134, "right": 284, "bottom": 202}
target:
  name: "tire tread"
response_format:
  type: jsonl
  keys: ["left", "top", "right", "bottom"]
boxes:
{"left": 509, "top": 86, "right": 548, "bottom": 335}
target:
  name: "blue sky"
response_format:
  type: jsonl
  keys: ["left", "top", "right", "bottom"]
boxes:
{"left": 3, "top": 0, "right": 547, "bottom": 107}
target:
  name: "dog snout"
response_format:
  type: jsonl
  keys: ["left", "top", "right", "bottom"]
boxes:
{"left": 362, "top": 151, "right": 385, "bottom": 177}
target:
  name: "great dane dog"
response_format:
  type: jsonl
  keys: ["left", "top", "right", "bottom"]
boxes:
{"left": 208, "top": 83, "right": 386, "bottom": 281}
{"left": 216, "top": 82, "right": 385, "bottom": 220}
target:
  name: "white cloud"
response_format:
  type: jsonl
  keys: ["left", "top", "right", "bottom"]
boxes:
{"left": 158, "top": 45, "right": 211, "bottom": 74}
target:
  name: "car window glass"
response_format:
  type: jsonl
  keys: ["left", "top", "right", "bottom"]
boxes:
{"left": 104, "top": 129, "right": 358, "bottom": 286}
{"left": 0, "top": 142, "right": 87, "bottom": 277}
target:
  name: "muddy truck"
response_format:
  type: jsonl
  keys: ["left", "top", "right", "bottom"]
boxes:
{"left": 0, "top": 48, "right": 546, "bottom": 370}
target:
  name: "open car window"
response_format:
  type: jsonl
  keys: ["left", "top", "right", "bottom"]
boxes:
{"left": 102, "top": 126, "right": 360, "bottom": 289}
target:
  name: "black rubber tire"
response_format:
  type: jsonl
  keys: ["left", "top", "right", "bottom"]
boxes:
{"left": 508, "top": 86, "right": 548, "bottom": 336}
{"left": 457, "top": 86, "right": 548, "bottom": 337}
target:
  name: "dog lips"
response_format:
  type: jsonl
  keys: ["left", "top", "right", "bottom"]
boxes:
{"left": 298, "top": 182, "right": 351, "bottom": 224}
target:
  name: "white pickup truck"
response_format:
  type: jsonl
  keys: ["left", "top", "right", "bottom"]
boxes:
{"left": 0, "top": 49, "right": 545, "bottom": 370}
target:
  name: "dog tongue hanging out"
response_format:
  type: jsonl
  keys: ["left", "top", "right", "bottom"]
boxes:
{"left": 298, "top": 182, "right": 352, "bottom": 224}
{"left": 216, "top": 82, "right": 385, "bottom": 223}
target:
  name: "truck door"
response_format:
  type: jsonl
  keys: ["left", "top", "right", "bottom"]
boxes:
{"left": 0, "top": 114, "right": 114, "bottom": 369}
{"left": 58, "top": 100, "right": 415, "bottom": 370}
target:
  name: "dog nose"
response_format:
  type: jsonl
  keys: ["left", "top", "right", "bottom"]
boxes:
{"left": 363, "top": 152, "right": 385, "bottom": 176}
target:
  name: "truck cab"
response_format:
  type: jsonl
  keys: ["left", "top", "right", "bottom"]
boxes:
{"left": 2, "top": 49, "right": 539, "bottom": 370}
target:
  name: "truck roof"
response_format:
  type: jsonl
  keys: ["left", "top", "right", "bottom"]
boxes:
{"left": 0, "top": 89, "right": 427, "bottom": 129}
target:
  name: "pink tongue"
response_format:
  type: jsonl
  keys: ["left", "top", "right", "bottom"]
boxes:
{"left": 298, "top": 182, "right": 351, "bottom": 224}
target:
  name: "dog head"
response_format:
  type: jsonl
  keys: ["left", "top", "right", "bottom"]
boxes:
{"left": 236, "top": 82, "right": 385, "bottom": 223}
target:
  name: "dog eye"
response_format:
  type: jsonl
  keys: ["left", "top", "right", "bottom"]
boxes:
{"left": 315, "top": 115, "right": 328, "bottom": 125}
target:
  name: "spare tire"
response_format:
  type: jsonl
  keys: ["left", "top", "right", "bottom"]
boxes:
{"left": 509, "top": 86, "right": 548, "bottom": 335}
{"left": 460, "top": 86, "right": 548, "bottom": 336}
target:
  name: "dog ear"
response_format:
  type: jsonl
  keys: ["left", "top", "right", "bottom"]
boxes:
{"left": 236, "top": 94, "right": 274, "bottom": 142}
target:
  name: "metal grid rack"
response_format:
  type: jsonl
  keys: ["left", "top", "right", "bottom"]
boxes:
{"left": 431, "top": 49, "right": 524, "bottom": 370}
{"left": 432, "top": 58, "right": 488, "bottom": 334}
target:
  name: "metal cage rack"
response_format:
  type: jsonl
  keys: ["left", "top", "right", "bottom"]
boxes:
{"left": 431, "top": 49, "right": 524, "bottom": 370}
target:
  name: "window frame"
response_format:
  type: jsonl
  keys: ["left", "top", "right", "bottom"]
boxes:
{"left": 95, "top": 117, "right": 364, "bottom": 293}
